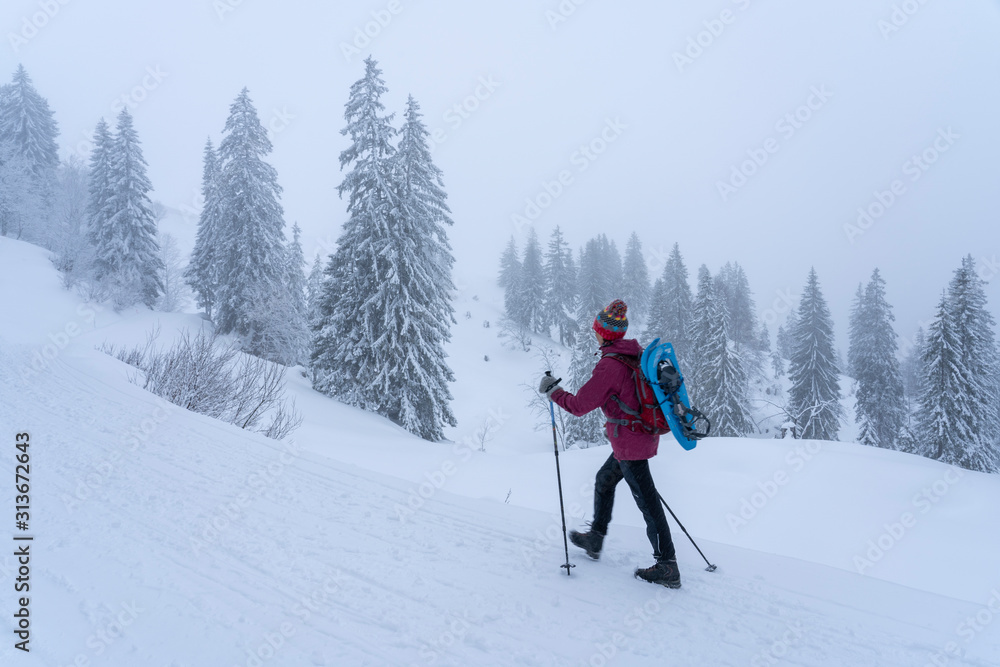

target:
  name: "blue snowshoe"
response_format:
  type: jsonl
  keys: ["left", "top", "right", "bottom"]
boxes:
{"left": 640, "top": 338, "right": 711, "bottom": 450}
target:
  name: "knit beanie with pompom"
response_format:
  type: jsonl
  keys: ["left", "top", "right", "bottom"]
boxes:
{"left": 593, "top": 299, "right": 628, "bottom": 341}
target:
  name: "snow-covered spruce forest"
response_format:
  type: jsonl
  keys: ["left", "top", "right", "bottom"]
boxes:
{"left": 2, "top": 59, "right": 456, "bottom": 444}
{"left": 497, "top": 230, "right": 1000, "bottom": 473}
{"left": 2, "top": 58, "right": 998, "bottom": 474}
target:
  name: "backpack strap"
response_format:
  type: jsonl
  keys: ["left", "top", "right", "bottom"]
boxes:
{"left": 610, "top": 394, "right": 640, "bottom": 417}
{"left": 603, "top": 353, "right": 646, "bottom": 436}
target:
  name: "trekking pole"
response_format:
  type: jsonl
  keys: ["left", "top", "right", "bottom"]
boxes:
{"left": 658, "top": 492, "right": 717, "bottom": 572}
{"left": 546, "top": 372, "right": 575, "bottom": 576}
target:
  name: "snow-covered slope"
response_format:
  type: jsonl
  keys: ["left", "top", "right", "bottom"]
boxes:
{"left": 2, "top": 237, "right": 999, "bottom": 666}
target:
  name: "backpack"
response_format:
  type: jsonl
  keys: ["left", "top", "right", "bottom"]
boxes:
{"left": 603, "top": 353, "right": 671, "bottom": 436}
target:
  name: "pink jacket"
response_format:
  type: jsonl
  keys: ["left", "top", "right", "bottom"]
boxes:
{"left": 551, "top": 338, "right": 660, "bottom": 461}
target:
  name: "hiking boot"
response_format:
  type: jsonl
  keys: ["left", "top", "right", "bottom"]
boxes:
{"left": 634, "top": 559, "right": 681, "bottom": 589}
{"left": 568, "top": 528, "right": 604, "bottom": 560}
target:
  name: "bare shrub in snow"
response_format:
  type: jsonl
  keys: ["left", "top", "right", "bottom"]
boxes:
{"left": 497, "top": 315, "right": 532, "bottom": 352}
{"left": 100, "top": 326, "right": 302, "bottom": 440}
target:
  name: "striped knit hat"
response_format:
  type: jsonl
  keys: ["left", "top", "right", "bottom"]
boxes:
{"left": 593, "top": 299, "right": 628, "bottom": 340}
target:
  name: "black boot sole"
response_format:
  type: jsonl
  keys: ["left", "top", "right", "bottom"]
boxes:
{"left": 569, "top": 532, "right": 601, "bottom": 560}
{"left": 634, "top": 569, "right": 682, "bottom": 589}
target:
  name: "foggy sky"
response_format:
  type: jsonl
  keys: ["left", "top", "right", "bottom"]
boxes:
{"left": 4, "top": 0, "right": 999, "bottom": 349}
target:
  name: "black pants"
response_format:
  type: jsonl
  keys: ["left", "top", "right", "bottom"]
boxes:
{"left": 591, "top": 453, "right": 676, "bottom": 563}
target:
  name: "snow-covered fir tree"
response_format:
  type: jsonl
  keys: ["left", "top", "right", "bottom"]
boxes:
{"left": 313, "top": 57, "right": 399, "bottom": 410}
{"left": 91, "top": 109, "right": 164, "bottom": 308}
{"left": 520, "top": 227, "right": 548, "bottom": 334}
{"left": 499, "top": 236, "right": 523, "bottom": 322}
{"left": 564, "top": 331, "right": 605, "bottom": 446}
{"left": 757, "top": 324, "right": 772, "bottom": 361}
{"left": 924, "top": 256, "right": 1000, "bottom": 471}
{"left": 51, "top": 156, "right": 91, "bottom": 282}
{"left": 314, "top": 62, "right": 456, "bottom": 440}
{"left": 647, "top": 277, "right": 666, "bottom": 339}
{"left": 499, "top": 236, "right": 521, "bottom": 291}
{"left": 602, "top": 235, "right": 625, "bottom": 300}
{"left": 787, "top": 268, "right": 842, "bottom": 440}
{"left": 770, "top": 331, "right": 785, "bottom": 378}
{"left": 157, "top": 232, "right": 187, "bottom": 312}
{"left": 257, "top": 221, "right": 311, "bottom": 366}
{"left": 846, "top": 283, "right": 865, "bottom": 380}
{"left": 686, "top": 264, "right": 715, "bottom": 397}
{"left": 213, "top": 88, "right": 289, "bottom": 357}
{"left": 0, "top": 65, "right": 59, "bottom": 241}
{"left": 850, "top": 269, "right": 905, "bottom": 449}
{"left": 306, "top": 254, "right": 325, "bottom": 329}
{"left": 576, "top": 236, "right": 622, "bottom": 323}
{"left": 645, "top": 243, "right": 693, "bottom": 359}
{"left": 697, "top": 284, "right": 755, "bottom": 437}
{"left": 185, "top": 138, "right": 223, "bottom": 318}
{"left": 714, "top": 261, "right": 764, "bottom": 381}
{"left": 952, "top": 256, "right": 1000, "bottom": 447}
{"left": 918, "top": 292, "right": 977, "bottom": 466}
{"left": 285, "top": 224, "right": 308, "bottom": 321}
{"left": 381, "top": 94, "right": 457, "bottom": 439}
{"left": 776, "top": 312, "right": 796, "bottom": 361}
{"left": 543, "top": 226, "right": 577, "bottom": 346}
{"left": 901, "top": 327, "right": 925, "bottom": 410}
{"left": 0, "top": 137, "right": 34, "bottom": 238}
{"left": 85, "top": 119, "right": 113, "bottom": 251}
{"left": 563, "top": 239, "right": 609, "bottom": 445}
{"left": 714, "top": 262, "right": 758, "bottom": 350}
{"left": 621, "top": 231, "right": 650, "bottom": 325}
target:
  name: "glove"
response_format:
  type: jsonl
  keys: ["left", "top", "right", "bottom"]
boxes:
{"left": 538, "top": 372, "right": 562, "bottom": 399}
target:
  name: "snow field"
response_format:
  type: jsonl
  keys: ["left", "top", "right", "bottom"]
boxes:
{"left": 1, "top": 236, "right": 999, "bottom": 665}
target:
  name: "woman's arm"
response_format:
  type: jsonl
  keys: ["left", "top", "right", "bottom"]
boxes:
{"left": 551, "top": 359, "right": 615, "bottom": 417}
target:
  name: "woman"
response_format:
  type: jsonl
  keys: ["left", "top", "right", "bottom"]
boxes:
{"left": 538, "top": 299, "right": 680, "bottom": 588}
